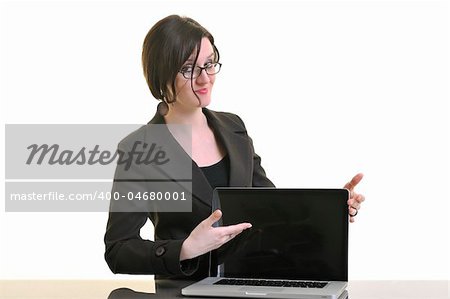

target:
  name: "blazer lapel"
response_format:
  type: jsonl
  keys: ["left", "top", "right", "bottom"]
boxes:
{"left": 147, "top": 112, "right": 213, "bottom": 208}
{"left": 203, "top": 109, "right": 253, "bottom": 187}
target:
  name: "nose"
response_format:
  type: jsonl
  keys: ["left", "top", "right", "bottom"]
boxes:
{"left": 196, "top": 68, "right": 211, "bottom": 84}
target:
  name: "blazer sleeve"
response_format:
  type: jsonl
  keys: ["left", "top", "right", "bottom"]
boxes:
{"left": 104, "top": 141, "right": 198, "bottom": 276}
{"left": 251, "top": 145, "right": 276, "bottom": 187}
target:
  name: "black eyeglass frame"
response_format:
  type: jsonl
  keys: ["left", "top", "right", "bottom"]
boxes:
{"left": 179, "top": 62, "right": 222, "bottom": 79}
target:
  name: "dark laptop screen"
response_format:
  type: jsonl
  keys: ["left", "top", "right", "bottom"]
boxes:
{"left": 211, "top": 188, "right": 349, "bottom": 282}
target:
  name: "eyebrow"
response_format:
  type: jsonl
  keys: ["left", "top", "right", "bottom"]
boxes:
{"left": 185, "top": 53, "right": 215, "bottom": 64}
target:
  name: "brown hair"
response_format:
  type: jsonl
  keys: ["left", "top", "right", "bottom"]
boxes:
{"left": 142, "top": 15, "right": 219, "bottom": 104}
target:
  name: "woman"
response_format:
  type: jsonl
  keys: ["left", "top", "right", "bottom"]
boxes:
{"left": 104, "top": 15, "right": 364, "bottom": 280}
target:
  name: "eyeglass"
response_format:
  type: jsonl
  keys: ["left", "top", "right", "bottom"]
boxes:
{"left": 179, "top": 62, "right": 222, "bottom": 79}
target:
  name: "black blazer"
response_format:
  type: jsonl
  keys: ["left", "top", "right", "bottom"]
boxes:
{"left": 104, "top": 108, "right": 274, "bottom": 279}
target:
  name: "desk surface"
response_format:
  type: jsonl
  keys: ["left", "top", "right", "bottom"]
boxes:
{"left": 0, "top": 280, "right": 448, "bottom": 299}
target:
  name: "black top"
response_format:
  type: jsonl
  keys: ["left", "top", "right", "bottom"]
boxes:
{"left": 199, "top": 155, "right": 230, "bottom": 189}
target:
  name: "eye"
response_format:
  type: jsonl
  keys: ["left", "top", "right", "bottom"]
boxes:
{"left": 205, "top": 62, "right": 215, "bottom": 69}
{"left": 181, "top": 65, "right": 193, "bottom": 74}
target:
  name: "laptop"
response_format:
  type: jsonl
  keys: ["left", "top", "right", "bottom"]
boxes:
{"left": 182, "top": 188, "right": 349, "bottom": 299}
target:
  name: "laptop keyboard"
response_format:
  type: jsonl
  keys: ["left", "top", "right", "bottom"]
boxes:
{"left": 213, "top": 278, "right": 328, "bottom": 288}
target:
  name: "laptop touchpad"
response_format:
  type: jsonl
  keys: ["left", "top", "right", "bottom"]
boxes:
{"left": 240, "top": 287, "right": 284, "bottom": 293}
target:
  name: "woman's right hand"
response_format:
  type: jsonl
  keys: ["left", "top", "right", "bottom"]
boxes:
{"left": 179, "top": 209, "right": 252, "bottom": 261}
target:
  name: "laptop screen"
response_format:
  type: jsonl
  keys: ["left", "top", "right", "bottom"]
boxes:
{"left": 211, "top": 188, "right": 349, "bottom": 282}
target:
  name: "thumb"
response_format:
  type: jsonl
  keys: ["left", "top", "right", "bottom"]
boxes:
{"left": 205, "top": 209, "right": 222, "bottom": 226}
{"left": 344, "top": 173, "right": 364, "bottom": 190}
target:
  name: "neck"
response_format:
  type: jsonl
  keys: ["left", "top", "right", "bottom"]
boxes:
{"left": 164, "top": 107, "right": 208, "bottom": 129}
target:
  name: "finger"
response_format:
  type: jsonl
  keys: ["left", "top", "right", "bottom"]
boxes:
{"left": 224, "top": 233, "right": 236, "bottom": 242}
{"left": 351, "top": 194, "right": 365, "bottom": 205}
{"left": 347, "top": 199, "right": 361, "bottom": 210}
{"left": 349, "top": 216, "right": 355, "bottom": 223}
{"left": 344, "top": 173, "right": 364, "bottom": 191}
{"left": 219, "top": 223, "right": 252, "bottom": 236}
{"left": 219, "top": 233, "right": 237, "bottom": 245}
{"left": 355, "top": 194, "right": 365, "bottom": 203}
{"left": 348, "top": 206, "right": 358, "bottom": 217}
{"left": 205, "top": 209, "right": 222, "bottom": 227}
{"left": 349, "top": 190, "right": 355, "bottom": 200}
{"left": 348, "top": 194, "right": 362, "bottom": 207}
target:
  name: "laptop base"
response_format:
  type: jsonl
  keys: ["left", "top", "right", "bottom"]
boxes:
{"left": 182, "top": 277, "right": 347, "bottom": 299}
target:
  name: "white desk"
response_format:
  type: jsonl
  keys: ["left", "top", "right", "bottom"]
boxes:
{"left": 0, "top": 280, "right": 448, "bottom": 299}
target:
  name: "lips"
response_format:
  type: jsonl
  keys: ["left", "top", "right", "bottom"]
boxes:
{"left": 195, "top": 88, "right": 208, "bottom": 95}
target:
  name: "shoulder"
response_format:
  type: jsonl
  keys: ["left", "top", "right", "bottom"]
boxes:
{"left": 116, "top": 125, "right": 151, "bottom": 151}
{"left": 117, "top": 119, "right": 168, "bottom": 151}
{"left": 117, "top": 111, "right": 168, "bottom": 149}
{"left": 203, "top": 108, "right": 247, "bottom": 132}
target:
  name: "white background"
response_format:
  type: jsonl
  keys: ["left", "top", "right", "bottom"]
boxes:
{"left": 0, "top": 0, "right": 448, "bottom": 280}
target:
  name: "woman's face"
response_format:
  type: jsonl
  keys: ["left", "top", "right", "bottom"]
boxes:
{"left": 171, "top": 37, "right": 216, "bottom": 110}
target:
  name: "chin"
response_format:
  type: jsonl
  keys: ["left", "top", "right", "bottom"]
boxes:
{"left": 198, "top": 98, "right": 212, "bottom": 107}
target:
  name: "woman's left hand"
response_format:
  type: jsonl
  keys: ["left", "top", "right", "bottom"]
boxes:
{"left": 344, "top": 173, "right": 365, "bottom": 223}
